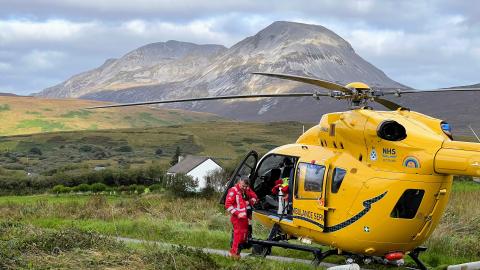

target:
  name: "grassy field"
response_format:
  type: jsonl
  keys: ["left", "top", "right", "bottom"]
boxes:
{"left": 0, "top": 121, "right": 309, "bottom": 174}
{"left": 0, "top": 180, "right": 478, "bottom": 269}
{"left": 0, "top": 222, "right": 316, "bottom": 270}
{"left": 0, "top": 96, "right": 222, "bottom": 136}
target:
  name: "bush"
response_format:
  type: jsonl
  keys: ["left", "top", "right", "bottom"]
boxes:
{"left": 73, "top": 183, "right": 91, "bottom": 192}
{"left": 165, "top": 174, "right": 197, "bottom": 197}
{"left": 148, "top": 184, "right": 163, "bottom": 192}
{"left": 155, "top": 148, "right": 163, "bottom": 155}
{"left": 135, "top": 185, "right": 146, "bottom": 194}
{"left": 51, "top": 184, "right": 70, "bottom": 194}
{"left": 205, "top": 169, "right": 228, "bottom": 193}
{"left": 115, "top": 145, "right": 133, "bottom": 152}
{"left": 90, "top": 183, "right": 107, "bottom": 193}
{"left": 29, "top": 147, "right": 42, "bottom": 156}
{"left": 79, "top": 145, "right": 93, "bottom": 152}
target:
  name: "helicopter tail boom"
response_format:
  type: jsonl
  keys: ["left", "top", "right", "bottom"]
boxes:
{"left": 434, "top": 141, "right": 480, "bottom": 176}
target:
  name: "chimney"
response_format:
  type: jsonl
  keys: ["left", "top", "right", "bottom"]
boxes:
{"left": 178, "top": 155, "right": 184, "bottom": 163}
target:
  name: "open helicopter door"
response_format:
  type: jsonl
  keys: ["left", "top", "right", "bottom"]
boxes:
{"left": 292, "top": 162, "right": 327, "bottom": 232}
{"left": 219, "top": 150, "right": 259, "bottom": 204}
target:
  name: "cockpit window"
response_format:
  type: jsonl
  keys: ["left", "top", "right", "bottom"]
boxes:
{"left": 296, "top": 163, "right": 325, "bottom": 199}
{"left": 331, "top": 168, "right": 346, "bottom": 193}
{"left": 390, "top": 189, "right": 425, "bottom": 219}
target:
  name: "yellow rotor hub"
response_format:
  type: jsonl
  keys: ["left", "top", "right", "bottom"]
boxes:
{"left": 346, "top": 82, "right": 370, "bottom": 90}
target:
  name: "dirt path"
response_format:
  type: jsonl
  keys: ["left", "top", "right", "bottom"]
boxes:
{"left": 115, "top": 236, "right": 340, "bottom": 268}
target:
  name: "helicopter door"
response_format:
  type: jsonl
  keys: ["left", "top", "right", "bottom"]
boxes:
{"left": 219, "top": 150, "right": 259, "bottom": 204}
{"left": 292, "top": 162, "right": 327, "bottom": 232}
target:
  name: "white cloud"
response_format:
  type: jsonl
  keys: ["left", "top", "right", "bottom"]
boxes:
{"left": 0, "top": 62, "right": 12, "bottom": 71}
{"left": 20, "top": 50, "right": 66, "bottom": 71}
{"left": 0, "top": 19, "right": 96, "bottom": 45}
{"left": 119, "top": 19, "right": 237, "bottom": 45}
{"left": 0, "top": 1, "right": 479, "bottom": 93}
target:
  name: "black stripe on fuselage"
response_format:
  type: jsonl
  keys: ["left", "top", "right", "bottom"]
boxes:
{"left": 292, "top": 191, "right": 387, "bottom": 233}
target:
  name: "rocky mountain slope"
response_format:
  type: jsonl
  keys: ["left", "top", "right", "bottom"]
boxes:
{"left": 37, "top": 21, "right": 480, "bottom": 130}
{"left": 40, "top": 41, "right": 227, "bottom": 98}
{"left": 38, "top": 22, "right": 404, "bottom": 111}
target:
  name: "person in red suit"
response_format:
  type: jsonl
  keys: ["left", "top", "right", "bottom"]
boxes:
{"left": 225, "top": 177, "right": 258, "bottom": 258}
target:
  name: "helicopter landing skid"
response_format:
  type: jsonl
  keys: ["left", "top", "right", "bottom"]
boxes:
{"left": 248, "top": 224, "right": 337, "bottom": 265}
{"left": 248, "top": 237, "right": 337, "bottom": 265}
{"left": 407, "top": 246, "right": 428, "bottom": 270}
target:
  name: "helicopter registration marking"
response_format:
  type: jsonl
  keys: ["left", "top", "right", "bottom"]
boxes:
{"left": 293, "top": 207, "right": 324, "bottom": 222}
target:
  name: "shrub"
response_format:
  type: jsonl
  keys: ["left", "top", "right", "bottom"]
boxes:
{"left": 165, "top": 174, "right": 197, "bottom": 197}
{"left": 149, "top": 184, "right": 163, "bottom": 192}
{"left": 115, "top": 145, "right": 133, "bottom": 152}
{"left": 29, "top": 147, "right": 42, "bottom": 156}
{"left": 79, "top": 145, "right": 93, "bottom": 152}
{"left": 205, "top": 169, "right": 228, "bottom": 193}
{"left": 51, "top": 185, "right": 72, "bottom": 194}
{"left": 155, "top": 148, "right": 163, "bottom": 155}
{"left": 73, "top": 183, "right": 91, "bottom": 192}
{"left": 3, "top": 164, "right": 25, "bottom": 170}
{"left": 52, "top": 184, "right": 65, "bottom": 194}
{"left": 90, "top": 183, "right": 107, "bottom": 193}
{"left": 135, "top": 185, "right": 146, "bottom": 194}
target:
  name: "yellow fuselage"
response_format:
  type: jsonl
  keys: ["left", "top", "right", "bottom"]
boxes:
{"left": 253, "top": 108, "right": 480, "bottom": 257}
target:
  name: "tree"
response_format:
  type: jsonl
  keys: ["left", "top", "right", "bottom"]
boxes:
{"left": 29, "top": 147, "right": 42, "bottom": 156}
{"left": 170, "top": 146, "right": 181, "bottom": 166}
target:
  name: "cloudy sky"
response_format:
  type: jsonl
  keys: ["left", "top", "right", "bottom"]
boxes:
{"left": 1, "top": 0, "right": 479, "bottom": 95}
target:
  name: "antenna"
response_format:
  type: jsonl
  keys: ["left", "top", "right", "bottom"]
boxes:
{"left": 468, "top": 125, "right": 480, "bottom": 142}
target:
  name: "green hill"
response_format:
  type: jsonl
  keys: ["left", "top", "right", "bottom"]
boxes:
{"left": 0, "top": 121, "right": 311, "bottom": 174}
{"left": 0, "top": 96, "right": 222, "bottom": 136}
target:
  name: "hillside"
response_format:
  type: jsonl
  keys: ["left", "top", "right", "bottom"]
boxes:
{"left": 0, "top": 121, "right": 308, "bottom": 174}
{"left": 0, "top": 96, "right": 222, "bottom": 136}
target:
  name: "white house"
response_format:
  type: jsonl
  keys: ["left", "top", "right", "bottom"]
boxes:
{"left": 167, "top": 155, "right": 222, "bottom": 191}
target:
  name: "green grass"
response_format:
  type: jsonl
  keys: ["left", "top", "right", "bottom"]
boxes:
{"left": 0, "top": 183, "right": 478, "bottom": 269}
{"left": 16, "top": 119, "right": 67, "bottom": 132}
{"left": 0, "top": 104, "right": 10, "bottom": 112}
{"left": 0, "top": 222, "right": 316, "bottom": 270}
{"left": 60, "top": 110, "right": 93, "bottom": 119}
{"left": 452, "top": 180, "right": 480, "bottom": 191}
{"left": 25, "top": 111, "right": 41, "bottom": 115}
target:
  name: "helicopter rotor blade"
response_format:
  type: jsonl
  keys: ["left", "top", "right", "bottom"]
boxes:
{"left": 468, "top": 125, "right": 480, "bottom": 143}
{"left": 383, "top": 87, "right": 480, "bottom": 95}
{"left": 252, "top": 72, "right": 352, "bottom": 94}
{"left": 85, "top": 92, "right": 328, "bottom": 109}
{"left": 373, "top": 97, "right": 404, "bottom": 110}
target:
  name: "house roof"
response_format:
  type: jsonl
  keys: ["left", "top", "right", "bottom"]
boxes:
{"left": 167, "top": 155, "right": 220, "bottom": 174}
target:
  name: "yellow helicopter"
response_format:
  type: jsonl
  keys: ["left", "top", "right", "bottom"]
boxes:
{"left": 88, "top": 72, "right": 480, "bottom": 270}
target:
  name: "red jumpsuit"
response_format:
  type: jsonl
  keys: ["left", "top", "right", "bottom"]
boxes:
{"left": 225, "top": 183, "right": 258, "bottom": 255}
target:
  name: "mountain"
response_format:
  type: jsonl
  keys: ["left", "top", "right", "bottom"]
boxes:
{"left": 0, "top": 93, "right": 18, "bottom": 97}
{"left": 48, "top": 21, "right": 480, "bottom": 126}
{"left": 40, "top": 40, "right": 227, "bottom": 98}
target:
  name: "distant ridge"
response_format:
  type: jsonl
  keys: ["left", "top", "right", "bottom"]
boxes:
{"left": 0, "top": 92, "right": 18, "bottom": 97}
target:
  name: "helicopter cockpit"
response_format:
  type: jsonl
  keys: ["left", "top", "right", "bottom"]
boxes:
{"left": 252, "top": 154, "right": 297, "bottom": 215}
